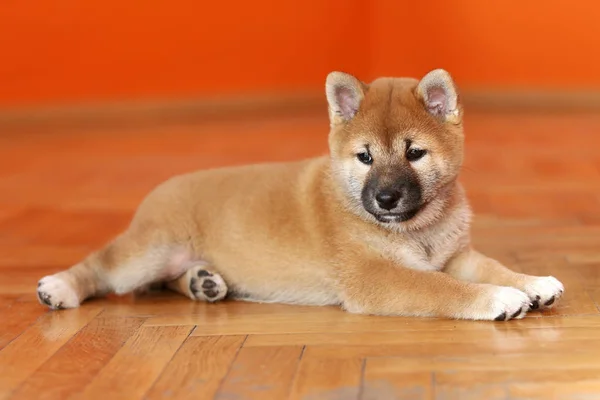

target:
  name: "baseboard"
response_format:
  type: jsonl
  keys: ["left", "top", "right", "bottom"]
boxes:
{"left": 0, "top": 91, "right": 327, "bottom": 131}
{"left": 1, "top": 89, "right": 599, "bottom": 131}
{"left": 461, "top": 88, "right": 600, "bottom": 112}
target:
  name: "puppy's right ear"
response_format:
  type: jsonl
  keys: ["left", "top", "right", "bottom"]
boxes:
{"left": 325, "top": 72, "right": 366, "bottom": 127}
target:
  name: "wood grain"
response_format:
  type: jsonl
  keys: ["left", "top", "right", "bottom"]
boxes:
{"left": 146, "top": 335, "right": 246, "bottom": 400}
{"left": 0, "top": 297, "right": 46, "bottom": 350}
{"left": 1, "top": 110, "right": 600, "bottom": 399}
{"left": 434, "top": 370, "right": 600, "bottom": 400}
{"left": 10, "top": 317, "right": 144, "bottom": 400}
{"left": 0, "top": 306, "right": 103, "bottom": 399}
{"left": 77, "top": 326, "right": 192, "bottom": 400}
{"left": 217, "top": 345, "right": 303, "bottom": 400}
{"left": 288, "top": 351, "right": 363, "bottom": 400}
{"left": 362, "top": 369, "right": 432, "bottom": 400}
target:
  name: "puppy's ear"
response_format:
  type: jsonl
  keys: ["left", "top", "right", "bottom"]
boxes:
{"left": 416, "top": 69, "right": 461, "bottom": 124}
{"left": 325, "top": 72, "right": 366, "bottom": 127}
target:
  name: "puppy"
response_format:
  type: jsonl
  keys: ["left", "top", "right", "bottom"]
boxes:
{"left": 37, "top": 69, "right": 564, "bottom": 321}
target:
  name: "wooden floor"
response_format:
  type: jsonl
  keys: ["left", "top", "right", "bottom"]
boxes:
{"left": 1, "top": 109, "right": 600, "bottom": 400}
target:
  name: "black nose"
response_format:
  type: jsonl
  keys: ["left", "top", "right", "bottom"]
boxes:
{"left": 375, "top": 190, "right": 402, "bottom": 210}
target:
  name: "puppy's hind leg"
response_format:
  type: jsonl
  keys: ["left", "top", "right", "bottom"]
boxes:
{"left": 36, "top": 230, "right": 191, "bottom": 310}
{"left": 165, "top": 263, "right": 228, "bottom": 303}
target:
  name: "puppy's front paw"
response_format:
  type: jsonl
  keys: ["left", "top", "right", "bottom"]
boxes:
{"left": 37, "top": 275, "right": 80, "bottom": 310}
{"left": 523, "top": 276, "right": 564, "bottom": 310}
{"left": 472, "top": 286, "right": 531, "bottom": 321}
{"left": 188, "top": 267, "right": 228, "bottom": 303}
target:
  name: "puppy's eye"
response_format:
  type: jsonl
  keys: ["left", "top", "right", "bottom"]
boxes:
{"left": 406, "top": 148, "right": 427, "bottom": 162}
{"left": 356, "top": 151, "right": 373, "bottom": 165}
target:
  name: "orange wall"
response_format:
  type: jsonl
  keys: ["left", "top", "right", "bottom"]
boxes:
{"left": 1, "top": 1, "right": 600, "bottom": 107}
{"left": 0, "top": 1, "right": 369, "bottom": 106}
{"left": 369, "top": 1, "right": 600, "bottom": 89}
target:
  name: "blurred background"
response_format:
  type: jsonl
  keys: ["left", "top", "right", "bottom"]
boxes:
{"left": 2, "top": 0, "right": 600, "bottom": 113}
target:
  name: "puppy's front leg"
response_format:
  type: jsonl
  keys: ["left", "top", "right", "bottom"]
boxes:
{"left": 444, "top": 249, "right": 564, "bottom": 310}
{"left": 339, "top": 259, "right": 531, "bottom": 321}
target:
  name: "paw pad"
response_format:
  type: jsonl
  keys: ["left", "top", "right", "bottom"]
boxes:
{"left": 189, "top": 269, "right": 227, "bottom": 302}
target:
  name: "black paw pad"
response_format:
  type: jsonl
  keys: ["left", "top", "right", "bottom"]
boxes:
{"left": 190, "top": 275, "right": 223, "bottom": 301}
{"left": 197, "top": 270, "right": 212, "bottom": 278}
{"left": 202, "top": 280, "right": 216, "bottom": 289}
{"left": 544, "top": 296, "right": 555, "bottom": 306}
{"left": 531, "top": 295, "right": 540, "bottom": 310}
{"left": 494, "top": 312, "right": 507, "bottom": 321}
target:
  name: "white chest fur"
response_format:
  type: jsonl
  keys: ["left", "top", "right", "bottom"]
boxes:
{"left": 366, "top": 202, "right": 472, "bottom": 272}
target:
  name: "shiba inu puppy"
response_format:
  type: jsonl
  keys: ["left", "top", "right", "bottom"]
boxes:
{"left": 37, "top": 69, "right": 564, "bottom": 320}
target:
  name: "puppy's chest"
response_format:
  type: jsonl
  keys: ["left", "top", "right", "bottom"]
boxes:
{"left": 373, "top": 220, "right": 469, "bottom": 272}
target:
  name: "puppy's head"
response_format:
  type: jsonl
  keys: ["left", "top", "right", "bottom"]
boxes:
{"left": 326, "top": 69, "right": 464, "bottom": 229}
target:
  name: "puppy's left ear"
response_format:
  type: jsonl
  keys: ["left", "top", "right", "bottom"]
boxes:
{"left": 325, "top": 71, "right": 367, "bottom": 127}
{"left": 416, "top": 69, "right": 461, "bottom": 124}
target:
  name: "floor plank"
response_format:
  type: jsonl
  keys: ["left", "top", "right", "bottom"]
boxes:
{"left": 288, "top": 352, "right": 363, "bottom": 400}
{"left": 357, "top": 353, "right": 600, "bottom": 374}
{"left": 0, "top": 297, "right": 46, "bottom": 350}
{"left": 216, "top": 345, "right": 303, "bottom": 400}
{"left": 362, "top": 369, "right": 432, "bottom": 400}
{"left": 77, "top": 325, "right": 192, "bottom": 400}
{"left": 244, "top": 319, "right": 600, "bottom": 347}
{"left": 434, "top": 370, "right": 600, "bottom": 400}
{"left": 0, "top": 306, "right": 103, "bottom": 399}
{"left": 145, "top": 335, "right": 245, "bottom": 400}
{"left": 10, "top": 317, "right": 144, "bottom": 400}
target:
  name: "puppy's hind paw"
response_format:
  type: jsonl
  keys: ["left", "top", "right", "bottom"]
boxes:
{"left": 188, "top": 267, "right": 228, "bottom": 303}
{"left": 37, "top": 275, "right": 80, "bottom": 310}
